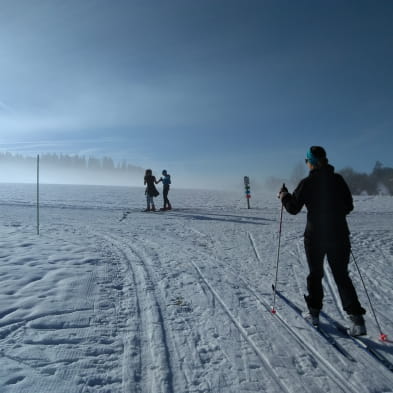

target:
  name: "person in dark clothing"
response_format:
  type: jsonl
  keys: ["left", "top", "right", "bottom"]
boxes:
{"left": 278, "top": 146, "right": 366, "bottom": 336}
{"left": 157, "top": 169, "right": 172, "bottom": 211}
{"left": 144, "top": 169, "right": 159, "bottom": 211}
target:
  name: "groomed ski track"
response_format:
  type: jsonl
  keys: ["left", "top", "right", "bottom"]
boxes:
{"left": 93, "top": 206, "right": 393, "bottom": 393}
{"left": 96, "top": 229, "right": 359, "bottom": 393}
{"left": 1, "top": 191, "right": 393, "bottom": 393}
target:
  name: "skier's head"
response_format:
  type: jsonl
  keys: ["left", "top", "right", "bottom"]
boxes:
{"left": 145, "top": 169, "right": 152, "bottom": 176}
{"left": 162, "top": 169, "right": 167, "bottom": 176}
{"left": 306, "top": 146, "right": 328, "bottom": 168}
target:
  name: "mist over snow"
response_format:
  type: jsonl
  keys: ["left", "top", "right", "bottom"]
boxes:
{"left": 0, "top": 152, "right": 144, "bottom": 187}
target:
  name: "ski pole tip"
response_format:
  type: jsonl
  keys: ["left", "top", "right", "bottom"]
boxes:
{"left": 379, "top": 333, "right": 388, "bottom": 342}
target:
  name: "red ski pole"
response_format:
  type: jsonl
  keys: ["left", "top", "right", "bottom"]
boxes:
{"left": 272, "top": 185, "right": 285, "bottom": 314}
{"left": 351, "top": 250, "right": 388, "bottom": 342}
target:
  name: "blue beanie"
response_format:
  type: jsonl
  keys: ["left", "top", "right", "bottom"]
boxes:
{"left": 306, "top": 149, "right": 319, "bottom": 166}
{"left": 306, "top": 146, "right": 327, "bottom": 166}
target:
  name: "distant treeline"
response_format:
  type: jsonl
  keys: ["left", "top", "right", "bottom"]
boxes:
{"left": 339, "top": 161, "right": 393, "bottom": 196}
{"left": 0, "top": 152, "right": 144, "bottom": 174}
{"left": 0, "top": 152, "right": 145, "bottom": 186}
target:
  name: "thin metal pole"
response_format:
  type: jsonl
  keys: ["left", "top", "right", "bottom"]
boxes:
{"left": 37, "top": 154, "right": 40, "bottom": 235}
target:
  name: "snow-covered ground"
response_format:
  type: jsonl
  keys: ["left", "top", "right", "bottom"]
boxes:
{"left": 0, "top": 183, "right": 392, "bottom": 393}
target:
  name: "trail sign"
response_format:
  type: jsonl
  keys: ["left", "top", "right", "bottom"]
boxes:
{"left": 244, "top": 176, "right": 251, "bottom": 209}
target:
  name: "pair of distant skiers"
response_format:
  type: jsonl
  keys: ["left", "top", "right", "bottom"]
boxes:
{"left": 144, "top": 169, "right": 172, "bottom": 212}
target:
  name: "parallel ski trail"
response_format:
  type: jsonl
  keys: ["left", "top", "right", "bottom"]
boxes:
{"left": 247, "top": 231, "right": 262, "bottom": 263}
{"left": 189, "top": 255, "right": 369, "bottom": 393}
{"left": 112, "top": 232, "right": 281, "bottom": 392}
{"left": 279, "top": 228, "right": 393, "bottom": 382}
{"left": 145, "top": 227, "right": 365, "bottom": 393}
{"left": 238, "top": 279, "right": 362, "bottom": 393}
{"left": 98, "top": 233, "right": 174, "bottom": 393}
{"left": 130, "top": 233, "right": 294, "bottom": 392}
{"left": 175, "top": 226, "right": 386, "bottom": 393}
{"left": 323, "top": 260, "right": 393, "bottom": 377}
{"left": 125, "top": 228, "right": 341, "bottom": 392}
{"left": 188, "top": 259, "right": 292, "bottom": 393}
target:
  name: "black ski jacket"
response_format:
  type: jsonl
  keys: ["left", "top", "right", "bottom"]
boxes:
{"left": 144, "top": 175, "right": 159, "bottom": 197}
{"left": 282, "top": 165, "right": 353, "bottom": 242}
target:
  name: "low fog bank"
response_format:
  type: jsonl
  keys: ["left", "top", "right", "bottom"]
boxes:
{"left": 1, "top": 153, "right": 392, "bottom": 195}
{"left": 0, "top": 163, "right": 143, "bottom": 187}
{"left": 0, "top": 152, "right": 234, "bottom": 190}
{"left": 263, "top": 160, "right": 393, "bottom": 196}
{"left": 0, "top": 153, "right": 144, "bottom": 187}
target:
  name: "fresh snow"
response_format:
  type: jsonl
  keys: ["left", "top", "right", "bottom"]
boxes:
{"left": 0, "top": 184, "right": 392, "bottom": 393}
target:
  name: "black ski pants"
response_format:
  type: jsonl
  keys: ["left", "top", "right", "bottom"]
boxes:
{"left": 304, "top": 237, "right": 365, "bottom": 315}
{"left": 163, "top": 185, "right": 170, "bottom": 208}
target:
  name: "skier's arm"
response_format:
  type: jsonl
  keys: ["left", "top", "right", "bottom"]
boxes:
{"left": 281, "top": 180, "right": 306, "bottom": 215}
{"left": 337, "top": 174, "right": 354, "bottom": 215}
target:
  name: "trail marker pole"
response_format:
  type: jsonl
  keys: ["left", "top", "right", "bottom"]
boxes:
{"left": 37, "top": 154, "right": 40, "bottom": 235}
{"left": 244, "top": 176, "right": 251, "bottom": 209}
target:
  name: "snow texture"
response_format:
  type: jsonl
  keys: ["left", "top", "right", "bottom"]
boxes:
{"left": 0, "top": 184, "right": 392, "bottom": 393}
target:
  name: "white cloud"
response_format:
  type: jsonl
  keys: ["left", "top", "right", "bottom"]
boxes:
{"left": 0, "top": 113, "right": 79, "bottom": 135}
{"left": 0, "top": 79, "right": 218, "bottom": 137}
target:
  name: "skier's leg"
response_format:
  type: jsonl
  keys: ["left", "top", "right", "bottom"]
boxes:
{"left": 163, "top": 187, "right": 169, "bottom": 209}
{"left": 326, "top": 241, "right": 365, "bottom": 315}
{"left": 163, "top": 186, "right": 171, "bottom": 209}
{"left": 145, "top": 194, "right": 152, "bottom": 211}
{"left": 167, "top": 191, "right": 171, "bottom": 210}
{"left": 304, "top": 238, "right": 325, "bottom": 310}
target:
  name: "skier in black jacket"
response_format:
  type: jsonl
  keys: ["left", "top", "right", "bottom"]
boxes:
{"left": 144, "top": 169, "right": 159, "bottom": 211}
{"left": 279, "top": 146, "right": 366, "bottom": 336}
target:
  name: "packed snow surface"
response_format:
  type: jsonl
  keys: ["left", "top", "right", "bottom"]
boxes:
{"left": 0, "top": 184, "right": 392, "bottom": 393}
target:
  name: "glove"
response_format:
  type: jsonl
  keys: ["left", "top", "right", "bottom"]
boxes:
{"left": 280, "top": 184, "right": 288, "bottom": 193}
{"left": 277, "top": 184, "right": 289, "bottom": 200}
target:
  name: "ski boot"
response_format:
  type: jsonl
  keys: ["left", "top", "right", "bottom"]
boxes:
{"left": 303, "top": 307, "right": 320, "bottom": 327}
{"left": 348, "top": 314, "right": 367, "bottom": 336}
{"left": 303, "top": 295, "right": 320, "bottom": 326}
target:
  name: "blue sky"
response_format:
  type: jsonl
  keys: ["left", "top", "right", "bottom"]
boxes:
{"left": 0, "top": 0, "right": 392, "bottom": 189}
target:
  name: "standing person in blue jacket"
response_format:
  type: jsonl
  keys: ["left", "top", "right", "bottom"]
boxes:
{"left": 278, "top": 146, "right": 366, "bottom": 336}
{"left": 157, "top": 169, "right": 172, "bottom": 211}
